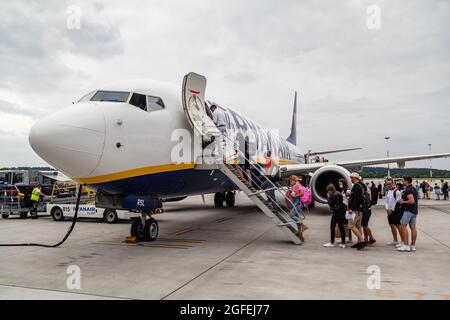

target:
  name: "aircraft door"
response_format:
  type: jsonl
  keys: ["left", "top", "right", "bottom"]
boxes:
{"left": 182, "top": 72, "right": 220, "bottom": 140}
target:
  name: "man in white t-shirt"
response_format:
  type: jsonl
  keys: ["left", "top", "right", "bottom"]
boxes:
{"left": 385, "top": 178, "right": 402, "bottom": 246}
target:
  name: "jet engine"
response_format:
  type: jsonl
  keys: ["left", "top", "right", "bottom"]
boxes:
{"left": 310, "top": 165, "right": 352, "bottom": 203}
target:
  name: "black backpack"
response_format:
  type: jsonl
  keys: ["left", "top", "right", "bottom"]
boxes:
{"left": 392, "top": 189, "right": 402, "bottom": 214}
{"left": 360, "top": 183, "right": 372, "bottom": 209}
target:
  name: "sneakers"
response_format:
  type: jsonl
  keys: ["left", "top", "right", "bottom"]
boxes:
{"left": 323, "top": 242, "right": 336, "bottom": 248}
{"left": 368, "top": 238, "right": 377, "bottom": 246}
{"left": 347, "top": 239, "right": 353, "bottom": 244}
{"left": 410, "top": 245, "right": 416, "bottom": 252}
{"left": 356, "top": 242, "right": 366, "bottom": 250}
{"left": 351, "top": 242, "right": 366, "bottom": 250}
{"left": 395, "top": 242, "right": 404, "bottom": 248}
{"left": 397, "top": 245, "right": 411, "bottom": 252}
{"left": 339, "top": 244, "right": 346, "bottom": 248}
{"left": 387, "top": 241, "right": 399, "bottom": 246}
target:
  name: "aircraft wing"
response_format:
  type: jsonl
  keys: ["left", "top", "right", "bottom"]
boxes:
{"left": 307, "top": 147, "right": 362, "bottom": 156}
{"left": 280, "top": 153, "right": 450, "bottom": 175}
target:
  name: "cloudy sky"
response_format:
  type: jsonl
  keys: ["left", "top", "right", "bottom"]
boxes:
{"left": 1, "top": 0, "right": 449, "bottom": 169}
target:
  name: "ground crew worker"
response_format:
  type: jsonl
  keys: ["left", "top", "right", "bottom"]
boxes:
{"left": 30, "top": 184, "right": 47, "bottom": 219}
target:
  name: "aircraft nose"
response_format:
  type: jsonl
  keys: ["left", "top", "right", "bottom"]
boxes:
{"left": 29, "top": 103, "right": 105, "bottom": 178}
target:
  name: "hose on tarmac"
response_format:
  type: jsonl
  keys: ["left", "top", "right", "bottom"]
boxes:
{"left": 0, "top": 184, "right": 83, "bottom": 248}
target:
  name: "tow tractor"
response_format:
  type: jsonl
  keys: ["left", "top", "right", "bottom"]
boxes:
{"left": 46, "top": 181, "right": 142, "bottom": 223}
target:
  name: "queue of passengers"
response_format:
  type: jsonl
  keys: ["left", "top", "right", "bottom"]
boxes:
{"left": 323, "top": 174, "right": 419, "bottom": 252}
{"left": 209, "top": 105, "right": 420, "bottom": 252}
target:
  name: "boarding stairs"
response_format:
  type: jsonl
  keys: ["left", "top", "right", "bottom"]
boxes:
{"left": 216, "top": 161, "right": 302, "bottom": 245}
{"left": 182, "top": 71, "right": 302, "bottom": 244}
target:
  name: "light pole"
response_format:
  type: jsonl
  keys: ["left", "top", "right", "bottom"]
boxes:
{"left": 428, "top": 144, "right": 432, "bottom": 182}
{"left": 385, "top": 137, "right": 391, "bottom": 177}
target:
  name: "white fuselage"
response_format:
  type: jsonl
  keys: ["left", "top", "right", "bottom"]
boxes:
{"left": 29, "top": 79, "right": 303, "bottom": 198}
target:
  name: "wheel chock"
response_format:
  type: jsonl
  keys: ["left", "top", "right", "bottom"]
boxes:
{"left": 125, "top": 236, "right": 138, "bottom": 243}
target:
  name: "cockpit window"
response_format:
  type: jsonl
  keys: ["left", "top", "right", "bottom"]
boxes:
{"left": 90, "top": 91, "right": 130, "bottom": 102}
{"left": 129, "top": 93, "right": 147, "bottom": 111}
{"left": 147, "top": 96, "right": 165, "bottom": 112}
{"left": 78, "top": 91, "right": 96, "bottom": 103}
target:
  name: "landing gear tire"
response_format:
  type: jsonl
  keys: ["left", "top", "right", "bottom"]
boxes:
{"left": 51, "top": 206, "right": 65, "bottom": 221}
{"left": 225, "top": 192, "right": 235, "bottom": 207}
{"left": 20, "top": 212, "right": 28, "bottom": 219}
{"left": 1, "top": 213, "right": 9, "bottom": 219}
{"left": 103, "top": 209, "right": 118, "bottom": 224}
{"left": 131, "top": 217, "right": 159, "bottom": 242}
{"left": 214, "top": 192, "right": 224, "bottom": 207}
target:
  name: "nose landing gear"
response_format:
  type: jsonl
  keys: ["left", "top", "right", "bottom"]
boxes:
{"left": 130, "top": 212, "right": 159, "bottom": 242}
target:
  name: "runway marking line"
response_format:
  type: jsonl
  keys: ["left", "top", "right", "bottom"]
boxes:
{"left": 172, "top": 228, "right": 194, "bottom": 236}
{"left": 426, "top": 206, "right": 450, "bottom": 215}
{"left": 92, "top": 241, "right": 192, "bottom": 250}
{"left": 213, "top": 217, "right": 233, "bottom": 223}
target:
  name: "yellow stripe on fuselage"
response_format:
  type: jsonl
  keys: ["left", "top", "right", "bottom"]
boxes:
{"left": 74, "top": 159, "right": 296, "bottom": 185}
{"left": 74, "top": 163, "right": 196, "bottom": 184}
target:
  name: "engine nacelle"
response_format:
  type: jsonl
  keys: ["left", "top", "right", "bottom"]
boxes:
{"left": 310, "top": 165, "right": 352, "bottom": 203}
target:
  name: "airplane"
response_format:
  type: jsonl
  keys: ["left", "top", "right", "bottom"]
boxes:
{"left": 29, "top": 72, "right": 450, "bottom": 242}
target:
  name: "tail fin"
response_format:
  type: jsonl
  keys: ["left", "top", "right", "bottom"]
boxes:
{"left": 286, "top": 91, "right": 298, "bottom": 146}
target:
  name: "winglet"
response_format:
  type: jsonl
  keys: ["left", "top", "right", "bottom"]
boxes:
{"left": 286, "top": 91, "right": 297, "bottom": 146}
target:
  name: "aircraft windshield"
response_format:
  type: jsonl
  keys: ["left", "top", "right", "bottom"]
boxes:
{"left": 90, "top": 91, "right": 130, "bottom": 102}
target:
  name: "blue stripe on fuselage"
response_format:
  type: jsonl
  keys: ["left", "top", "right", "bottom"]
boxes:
{"left": 90, "top": 169, "right": 238, "bottom": 197}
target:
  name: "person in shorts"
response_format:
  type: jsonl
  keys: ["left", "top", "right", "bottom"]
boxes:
{"left": 384, "top": 178, "right": 403, "bottom": 246}
{"left": 397, "top": 176, "right": 419, "bottom": 252}
{"left": 360, "top": 178, "right": 376, "bottom": 246}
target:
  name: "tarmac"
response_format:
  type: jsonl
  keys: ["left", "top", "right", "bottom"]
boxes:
{"left": 0, "top": 194, "right": 449, "bottom": 300}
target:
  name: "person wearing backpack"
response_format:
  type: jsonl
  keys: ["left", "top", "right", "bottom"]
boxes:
{"left": 385, "top": 178, "right": 403, "bottom": 246}
{"left": 323, "top": 184, "right": 346, "bottom": 248}
{"left": 346, "top": 172, "right": 366, "bottom": 250}
{"left": 360, "top": 178, "right": 376, "bottom": 246}
{"left": 442, "top": 180, "right": 449, "bottom": 200}
{"left": 288, "top": 175, "right": 309, "bottom": 241}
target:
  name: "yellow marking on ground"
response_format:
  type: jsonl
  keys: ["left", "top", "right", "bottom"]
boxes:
{"left": 158, "top": 238, "right": 206, "bottom": 243}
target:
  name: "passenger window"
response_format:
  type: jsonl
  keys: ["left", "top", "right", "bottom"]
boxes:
{"left": 129, "top": 93, "right": 147, "bottom": 111}
{"left": 147, "top": 96, "right": 165, "bottom": 112}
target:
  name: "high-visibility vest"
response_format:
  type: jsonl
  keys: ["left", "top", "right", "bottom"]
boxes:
{"left": 31, "top": 187, "right": 40, "bottom": 202}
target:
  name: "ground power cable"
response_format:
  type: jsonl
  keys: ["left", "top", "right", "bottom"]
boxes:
{"left": 0, "top": 184, "right": 83, "bottom": 247}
